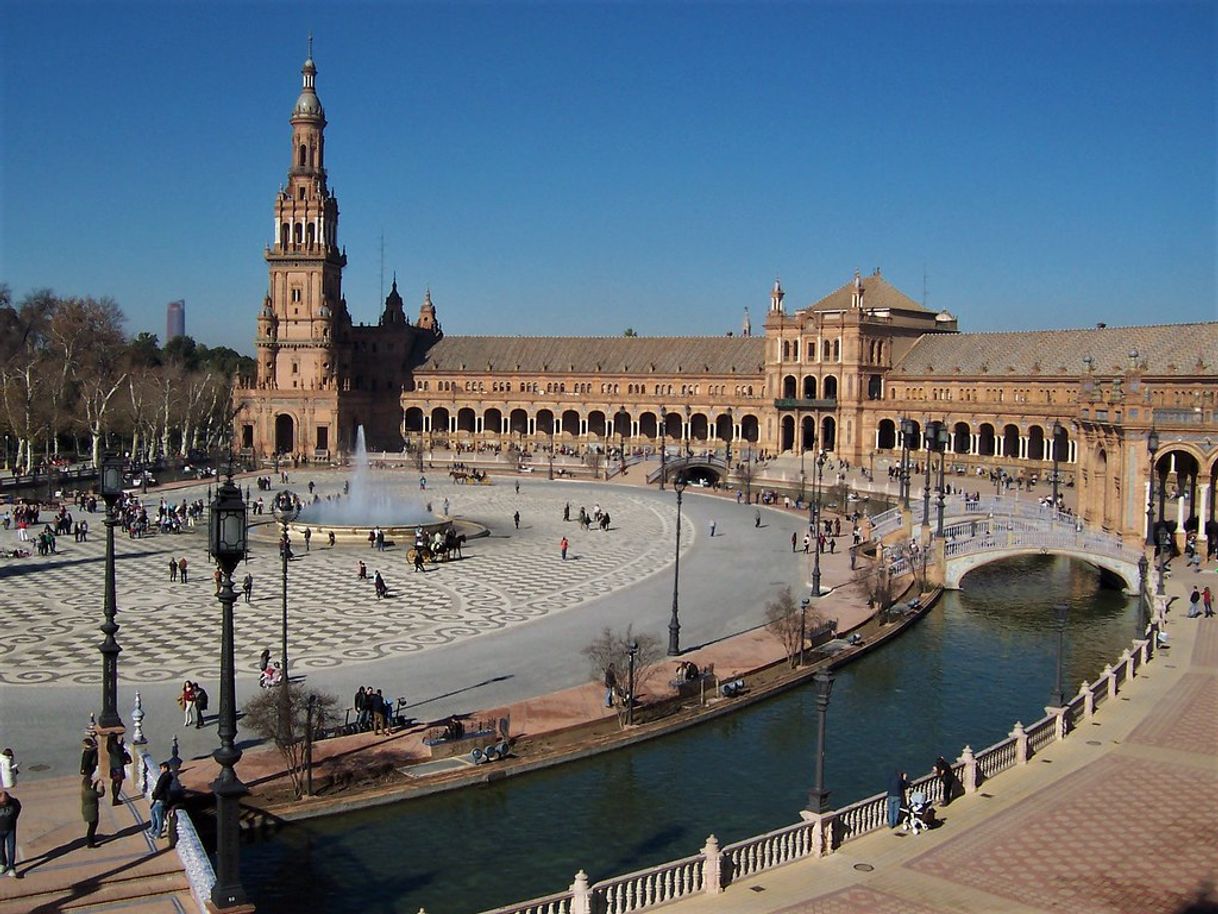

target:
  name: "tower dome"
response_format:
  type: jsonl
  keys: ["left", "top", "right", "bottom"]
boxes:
{"left": 292, "top": 47, "right": 325, "bottom": 121}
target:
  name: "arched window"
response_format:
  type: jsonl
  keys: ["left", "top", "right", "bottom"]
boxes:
{"left": 299, "top": 144, "right": 307, "bottom": 167}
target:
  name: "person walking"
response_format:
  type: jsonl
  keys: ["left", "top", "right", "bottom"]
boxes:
{"left": 515, "top": 479, "right": 520, "bottom": 496}
{"left": 168, "top": 556, "right": 178, "bottom": 581}
{"left": 0, "top": 749, "right": 18, "bottom": 789}
{"left": 1204, "top": 586, "right": 1214, "bottom": 618}
{"left": 0, "top": 789, "right": 22, "bottom": 877}
{"left": 791, "top": 531, "right": 797, "bottom": 552}
{"left": 513, "top": 511, "right": 520, "bottom": 530}
{"left": 180, "top": 681, "right": 197, "bottom": 727}
{"left": 105, "top": 734, "right": 129, "bottom": 807}
{"left": 1189, "top": 586, "right": 1202, "bottom": 618}
{"left": 213, "top": 567, "right": 223, "bottom": 596}
{"left": 754, "top": 509, "right": 761, "bottom": 528}
{"left": 147, "top": 762, "right": 173, "bottom": 840}
{"left": 886, "top": 769, "right": 908, "bottom": 828}
{"left": 81, "top": 775, "right": 105, "bottom": 847}
{"left": 560, "top": 536, "right": 569, "bottom": 561}
{"left": 243, "top": 573, "right": 254, "bottom": 603}
{"left": 709, "top": 520, "right": 717, "bottom": 537}
{"left": 304, "top": 527, "right": 312, "bottom": 552}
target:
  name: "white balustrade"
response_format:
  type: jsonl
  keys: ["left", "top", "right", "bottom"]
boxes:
{"left": 1026, "top": 714, "right": 1057, "bottom": 754}
{"left": 832, "top": 793, "right": 889, "bottom": 846}
{"left": 975, "top": 735, "right": 1018, "bottom": 778}
{"left": 722, "top": 819, "right": 814, "bottom": 881}
{"left": 592, "top": 854, "right": 704, "bottom": 914}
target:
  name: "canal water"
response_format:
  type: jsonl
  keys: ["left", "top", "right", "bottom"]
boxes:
{"left": 242, "top": 555, "right": 1137, "bottom": 914}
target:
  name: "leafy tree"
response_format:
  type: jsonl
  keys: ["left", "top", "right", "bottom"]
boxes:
{"left": 240, "top": 683, "right": 340, "bottom": 799}
{"left": 127, "top": 332, "right": 163, "bottom": 368}
{"left": 163, "top": 334, "right": 200, "bottom": 372}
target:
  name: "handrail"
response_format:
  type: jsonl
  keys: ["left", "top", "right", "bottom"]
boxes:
{"left": 721, "top": 818, "right": 814, "bottom": 880}
{"left": 479, "top": 891, "right": 573, "bottom": 914}
{"left": 592, "top": 853, "right": 705, "bottom": 913}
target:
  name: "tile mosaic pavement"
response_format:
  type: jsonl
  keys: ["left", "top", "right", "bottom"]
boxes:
{"left": 0, "top": 479, "right": 687, "bottom": 684}
{"left": 905, "top": 753, "right": 1218, "bottom": 914}
{"left": 1125, "top": 671, "right": 1218, "bottom": 756}
{"left": 772, "top": 886, "right": 944, "bottom": 914}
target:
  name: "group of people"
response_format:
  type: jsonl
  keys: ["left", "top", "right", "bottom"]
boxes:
{"left": 177, "top": 681, "right": 209, "bottom": 728}
{"left": 1187, "top": 586, "right": 1215, "bottom": 618}
{"left": 352, "top": 685, "right": 396, "bottom": 734}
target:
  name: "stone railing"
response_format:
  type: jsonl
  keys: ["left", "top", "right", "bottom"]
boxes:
{"left": 870, "top": 506, "right": 902, "bottom": 541}
{"left": 136, "top": 746, "right": 214, "bottom": 914}
{"left": 944, "top": 522, "right": 1130, "bottom": 562}
{"left": 481, "top": 626, "right": 1157, "bottom": 914}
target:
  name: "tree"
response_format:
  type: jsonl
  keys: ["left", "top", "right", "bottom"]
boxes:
{"left": 240, "top": 683, "right": 340, "bottom": 799}
{"left": 581, "top": 625, "right": 665, "bottom": 726}
{"left": 623, "top": 328, "right": 638, "bottom": 337}
{"left": 764, "top": 586, "right": 826, "bottom": 668}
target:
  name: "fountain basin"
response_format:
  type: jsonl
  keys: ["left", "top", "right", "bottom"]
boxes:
{"left": 278, "top": 517, "right": 490, "bottom": 545}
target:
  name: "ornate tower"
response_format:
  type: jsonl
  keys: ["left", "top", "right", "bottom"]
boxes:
{"left": 258, "top": 44, "right": 349, "bottom": 393}
{"left": 417, "top": 288, "right": 440, "bottom": 334}
{"left": 769, "top": 278, "right": 785, "bottom": 313}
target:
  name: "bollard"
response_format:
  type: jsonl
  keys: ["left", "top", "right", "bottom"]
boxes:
{"left": 702, "top": 835, "right": 723, "bottom": 894}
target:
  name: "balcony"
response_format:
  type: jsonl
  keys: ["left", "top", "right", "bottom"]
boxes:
{"left": 774, "top": 398, "right": 837, "bottom": 410}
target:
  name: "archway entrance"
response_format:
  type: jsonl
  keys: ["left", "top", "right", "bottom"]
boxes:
{"left": 274, "top": 414, "right": 295, "bottom": 454}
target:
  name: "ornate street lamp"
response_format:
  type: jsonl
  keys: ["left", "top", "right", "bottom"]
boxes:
{"left": 1137, "top": 554, "right": 1150, "bottom": 638}
{"left": 1052, "top": 603, "right": 1069, "bottom": 708}
{"left": 97, "top": 453, "right": 125, "bottom": 732}
{"left": 1156, "top": 525, "right": 1169, "bottom": 596}
{"left": 271, "top": 491, "right": 301, "bottom": 681}
{"left": 659, "top": 407, "right": 668, "bottom": 491}
{"left": 799, "top": 596, "right": 809, "bottom": 666}
{"left": 812, "top": 450, "right": 827, "bottom": 597}
{"left": 922, "top": 421, "right": 935, "bottom": 527}
{"left": 1051, "top": 420, "right": 1063, "bottom": 510}
{"left": 667, "top": 476, "right": 688, "bottom": 656}
{"left": 899, "top": 418, "right": 914, "bottom": 509}
{"left": 724, "top": 406, "right": 733, "bottom": 472}
{"left": 626, "top": 640, "right": 639, "bottom": 725}
{"left": 207, "top": 470, "right": 251, "bottom": 910}
{"left": 618, "top": 406, "right": 628, "bottom": 476}
{"left": 1146, "top": 428, "right": 1159, "bottom": 546}
{"left": 548, "top": 426, "right": 554, "bottom": 481}
{"left": 799, "top": 445, "right": 807, "bottom": 503}
{"left": 934, "top": 424, "right": 949, "bottom": 536}
{"left": 683, "top": 404, "right": 692, "bottom": 458}
{"left": 808, "top": 670, "right": 834, "bottom": 813}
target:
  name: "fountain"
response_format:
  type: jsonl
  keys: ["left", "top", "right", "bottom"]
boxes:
{"left": 285, "top": 427, "right": 484, "bottom": 543}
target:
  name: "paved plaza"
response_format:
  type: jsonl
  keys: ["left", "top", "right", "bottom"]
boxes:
{"left": 1, "top": 468, "right": 820, "bottom": 778}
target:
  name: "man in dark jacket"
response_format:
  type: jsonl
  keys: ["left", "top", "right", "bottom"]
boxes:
{"left": 354, "top": 687, "right": 368, "bottom": 729}
{"left": 886, "top": 769, "right": 908, "bottom": 829}
{"left": 148, "top": 762, "right": 174, "bottom": 839}
{"left": 0, "top": 789, "right": 21, "bottom": 877}
{"left": 368, "top": 689, "right": 386, "bottom": 734}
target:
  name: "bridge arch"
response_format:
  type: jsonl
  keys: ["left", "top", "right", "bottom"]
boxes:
{"left": 947, "top": 548, "right": 1138, "bottom": 592}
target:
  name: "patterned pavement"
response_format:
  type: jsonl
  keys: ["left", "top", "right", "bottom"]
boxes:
{"left": 0, "top": 474, "right": 687, "bottom": 685}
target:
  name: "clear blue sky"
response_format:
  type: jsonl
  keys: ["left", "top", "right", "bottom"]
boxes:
{"left": 2, "top": 1, "right": 1215, "bottom": 354}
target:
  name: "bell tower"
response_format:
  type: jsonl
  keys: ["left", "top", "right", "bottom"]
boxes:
{"left": 260, "top": 41, "right": 349, "bottom": 394}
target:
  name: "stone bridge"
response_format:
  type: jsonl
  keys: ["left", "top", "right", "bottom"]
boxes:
{"left": 644, "top": 454, "right": 729, "bottom": 486}
{"left": 878, "top": 495, "right": 1142, "bottom": 592}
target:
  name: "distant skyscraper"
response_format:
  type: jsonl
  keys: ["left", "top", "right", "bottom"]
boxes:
{"left": 167, "top": 300, "right": 186, "bottom": 341}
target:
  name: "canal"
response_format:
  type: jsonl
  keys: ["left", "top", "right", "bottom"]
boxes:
{"left": 242, "top": 554, "right": 1138, "bottom": 914}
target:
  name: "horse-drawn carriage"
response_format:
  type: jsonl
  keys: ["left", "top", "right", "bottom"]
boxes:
{"left": 406, "top": 527, "right": 467, "bottom": 565}
{"left": 449, "top": 467, "right": 491, "bottom": 485}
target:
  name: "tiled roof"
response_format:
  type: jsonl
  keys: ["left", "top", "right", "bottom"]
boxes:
{"left": 411, "top": 335, "right": 766, "bottom": 375}
{"left": 806, "top": 272, "right": 929, "bottom": 313}
{"left": 890, "top": 322, "right": 1218, "bottom": 377}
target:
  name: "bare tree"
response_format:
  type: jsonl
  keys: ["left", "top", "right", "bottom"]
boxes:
{"left": 764, "top": 586, "right": 827, "bottom": 668}
{"left": 240, "top": 683, "right": 340, "bottom": 799}
{"left": 581, "top": 625, "right": 665, "bottom": 724}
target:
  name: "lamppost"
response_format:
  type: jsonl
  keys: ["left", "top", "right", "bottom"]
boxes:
{"left": 934, "top": 423, "right": 949, "bottom": 536}
{"left": 799, "top": 596, "right": 809, "bottom": 666}
{"left": 1146, "top": 428, "right": 1159, "bottom": 546}
{"left": 1051, "top": 603, "right": 1069, "bottom": 708}
{"left": 1137, "top": 554, "right": 1150, "bottom": 637}
{"left": 799, "top": 445, "right": 807, "bottom": 503}
{"left": 807, "top": 670, "right": 834, "bottom": 814}
{"left": 1051, "top": 420, "right": 1063, "bottom": 511}
{"left": 922, "top": 422, "right": 935, "bottom": 527}
{"left": 899, "top": 418, "right": 914, "bottom": 509}
{"left": 272, "top": 491, "right": 301, "bottom": 681}
{"left": 97, "top": 453, "right": 125, "bottom": 732}
{"left": 812, "top": 451, "right": 827, "bottom": 597}
{"left": 548, "top": 426, "right": 554, "bottom": 481}
{"left": 626, "top": 640, "right": 639, "bottom": 725}
{"left": 618, "top": 407, "right": 628, "bottom": 476}
{"left": 683, "top": 404, "right": 692, "bottom": 458}
{"left": 207, "top": 469, "right": 251, "bottom": 911}
{"left": 668, "top": 476, "right": 688, "bottom": 656}
{"left": 1156, "top": 526, "right": 1169, "bottom": 596}
{"left": 659, "top": 407, "right": 668, "bottom": 491}
{"left": 723, "top": 407, "right": 733, "bottom": 486}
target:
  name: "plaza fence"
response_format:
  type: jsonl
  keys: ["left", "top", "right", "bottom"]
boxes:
{"left": 469, "top": 625, "right": 1158, "bottom": 914}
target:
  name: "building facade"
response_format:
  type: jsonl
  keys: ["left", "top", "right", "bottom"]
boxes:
{"left": 234, "top": 53, "right": 1218, "bottom": 548}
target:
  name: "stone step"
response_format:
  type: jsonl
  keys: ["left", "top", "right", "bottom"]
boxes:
{"left": 0, "top": 863, "right": 191, "bottom": 914}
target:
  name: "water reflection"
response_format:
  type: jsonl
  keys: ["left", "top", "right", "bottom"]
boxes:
{"left": 244, "top": 555, "right": 1135, "bottom": 914}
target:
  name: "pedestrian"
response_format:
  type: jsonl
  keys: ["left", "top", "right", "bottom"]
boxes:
{"left": 81, "top": 775, "right": 105, "bottom": 848}
{"left": 169, "top": 556, "right": 178, "bottom": 581}
{"left": 0, "top": 749, "right": 17, "bottom": 789}
{"left": 80, "top": 737, "right": 98, "bottom": 778}
{"left": 304, "top": 527, "right": 312, "bottom": 551}
{"left": 563, "top": 502, "right": 570, "bottom": 522}
{"left": 802, "top": 533, "right": 810, "bottom": 554}
{"left": 354, "top": 687, "right": 368, "bottom": 728}
{"left": 0, "top": 788, "right": 22, "bottom": 877}
{"left": 243, "top": 573, "right": 254, "bottom": 603}
{"left": 443, "top": 497, "right": 450, "bottom": 516}
{"left": 105, "top": 734, "right": 129, "bottom": 807}
{"left": 604, "top": 664, "right": 617, "bottom": 708}
{"left": 178, "top": 556, "right": 188, "bottom": 583}
{"left": 213, "top": 567, "right": 222, "bottom": 596}
{"left": 328, "top": 530, "right": 336, "bottom": 547}
{"left": 560, "top": 536, "right": 569, "bottom": 560}
{"left": 886, "top": 769, "right": 908, "bottom": 828}
{"left": 515, "top": 480, "right": 520, "bottom": 495}
{"left": 259, "top": 647, "right": 271, "bottom": 675}
{"left": 709, "top": 520, "right": 716, "bottom": 537}
{"left": 791, "top": 531, "right": 797, "bottom": 553}
{"left": 413, "top": 548, "right": 426, "bottom": 573}
{"left": 1205, "top": 586, "right": 1214, "bottom": 618}
{"left": 193, "top": 683, "right": 208, "bottom": 728}
{"left": 357, "top": 560, "right": 367, "bottom": 579}
{"left": 1189, "top": 587, "right": 1202, "bottom": 618}
{"left": 933, "top": 755, "right": 953, "bottom": 806}
{"left": 147, "top": 762, "right": 173, "bottom": 839}
{"left": 180, "top": 681, "right": 197, "bottom": 727}
{"left": 374, "top": 570, "right": 387, "bottom": 599}
{"left": 370, "top": 689, "right": 386, "bottom": 734}
{"left": 419, "top": 475, "right": 426, "bottom": 490}
{"left": 513, "top": 511, "right": 520, "bottom": 530}
{"left": 754, "top": 509, "right": 761, "bottom": 528}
